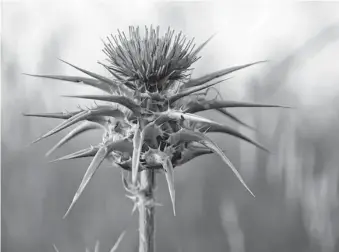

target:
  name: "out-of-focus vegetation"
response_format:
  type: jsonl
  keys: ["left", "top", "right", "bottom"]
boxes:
{"left": 2, "top": 1, "right": 339, "bottom": 252}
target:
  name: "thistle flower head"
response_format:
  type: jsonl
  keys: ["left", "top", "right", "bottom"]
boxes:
{"left": 24, "top": 25, "right": 289, "bottom": 217}
{"left": 102, "top": 26, "right": 199, "bottom": 92}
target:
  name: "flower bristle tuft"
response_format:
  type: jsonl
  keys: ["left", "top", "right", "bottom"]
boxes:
{"left": 102, "top": 25, "right": 199, "bottom": 92}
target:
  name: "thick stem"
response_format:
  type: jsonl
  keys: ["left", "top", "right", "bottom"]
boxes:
{"left": 138, "top": 169, "right": 156, "bottom": 252}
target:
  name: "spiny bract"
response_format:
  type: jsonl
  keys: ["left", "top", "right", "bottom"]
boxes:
{"left": 24, "top": 25, "right": 288, "bottom": 217}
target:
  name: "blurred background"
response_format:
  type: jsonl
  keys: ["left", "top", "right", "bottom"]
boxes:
{"left": 2, "top": 0, "right": 339, "bottom": 251}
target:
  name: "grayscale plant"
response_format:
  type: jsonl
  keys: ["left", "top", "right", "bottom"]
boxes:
{"left": 24, "top": 26, "right": 288, "bottom": 252}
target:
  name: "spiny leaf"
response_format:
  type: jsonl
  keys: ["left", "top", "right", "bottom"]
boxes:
{"left": 131, "top": 121, "right": 160, "bottom": 183}
{"left": 46, "top": 121, "right": 102, "bottom": 157}
{"left": 32, "top": 110, "right": 90, "bottom": 144}
{"left": 117, "top": 158, "right": 148, "bottom": 172}
{"left": 199, "top": 123, "right": 268, "bottom": 152}
{"left": 50, "top": 139, "right": 133, "bottom": 163}
{"left": 184, "top": 61, "right": 266, "bottom": 88}
{"left": 180, "top": 118, "right": 266, "bottom": 151}
{"left": 184, "top": 100, "right": 290, "bottom": 114}
{"left": 62, "top": 94, "right": 141, "bottom": 115}
{"left": 31, "top": 107, "right": 124, "bottom": 144}
{"left": 162, "top": 156, "right": 176, "bottom": 216}
{"left": 202, "top": 137, "right": 255, "bottom": 197}
{"left": 169, "top": 78, "right": 230, "bottom": 103}
{"left": 24, "top": 111, "right": 108, "bottom": 129}
{"left": 142, "top": 121, "right": 165, "bottom": 147}
{"left": 168, "top": 129, "right": 254, "bottom": 196}
{"left": 58, "top": 59, "right": 125, "bottom": 93}
{"left": 23, "top": 73, "right": 112, "bottom": 93}
{"left": 49, "top": 145, "right": 100, "bottom": 162}
{"left": 63, "top": 145, "right": 108, "bottom": 218}
{"left": 168, "top": 129, "right": 201, "bottom": 145}
{"left": 132, "top": 123, "right": 142, "bottom": 184}
{"left": 109, "top": 231, "right": 126, "bottom": 252}
{"left": 106, "top": 138, "right": 134, "bottom": 155}
{"left": 215, "top": 108, "right": 255, "bottom": 130}
{"left": 155, "top": 110, "right": 217, "bottom": 126}
{"left": 22, "top": 111, "right": 78, "bottom": 120}
{"left": 175, "top": 147, "right": 213, "bottom": 166}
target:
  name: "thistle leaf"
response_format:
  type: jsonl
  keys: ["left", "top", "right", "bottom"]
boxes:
{"left": 46, "top": 121, "right": 102, "bottom": 157}
{"left": 168, "top": 129, "right": 254, "bottom": 196}
{"left": 62, "top": 94, "right": 141, "bottom": 115}
{"left": 132, "top": 123, "right": 142, "bottom": 184}
{"left": 169, "top": 78, "right": 230, "bottom": 103}
{"left": 202, "top": 137, "right": 255, "bottom": 197}
{"left": 143, "top": 121, "right": 165, "bottom": 147}
{"left": 22, "top": 111, "right": 78, "bottom": 120}
{"left": 63, "top": 145, "right": 108, "bottom": 218}
{"left": 131, "top": 121, "right": 161, "bottom": 183}
{"left": 31, "top": 107, "right": 124, "bottom": 144}
{"left": 162, "top": 156, "right": 176, "bottom": 216}
{"left": 106, "top": 138, "right": 134, "bottom": 154}
{"left": 184, "top": 61, "right": 266, "bottom": 88}
{"left": 32, "top": 110, "right": 90, "bottom": 144}
{"left": 58, "top": 59, "right": 124, "bottom": 93}
{"left": 23, "top": 73, "right": 112, "bottom": 93}
{"left": 155, "top": 110, "right": 217, "bottom": 126}
{"left": 178, "top": 116, "right": 265, "bottom": 151}
{"left": 49, "top": 145, "right": 100, "bottom": 162}
{"left": 185, "top": 100, "right": 290, "bottom": 114}
{"left": 167, "top": 129, "right": 201, "bottom": 145}
{"left": 50, "top": 139, "right": 132, "bottom": 163}
{"left": 200, "top": 123, "right": 268, "bottom": 152}
{"left": 109, "top": 231, "right": 126, "bottom": 252}
{"left": 215, "top": 108, "right": 255, "bottom": 130}
{"left": 23, "top": 111, "right": 108, "bottom": 128}
{"left": 175, "top": 147, "right": 213, "bottom": 166}
{"left": 118, "top": 158, "right": 145, "bottom": 172}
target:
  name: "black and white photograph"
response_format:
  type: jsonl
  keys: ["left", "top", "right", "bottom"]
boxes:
{"left": 2, "top": 1, "right": 339, "bottom": 251}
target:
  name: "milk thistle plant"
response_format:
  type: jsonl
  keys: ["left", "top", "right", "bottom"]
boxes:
{"left": 24, "top": 26, "right": 287, "bottom": 252}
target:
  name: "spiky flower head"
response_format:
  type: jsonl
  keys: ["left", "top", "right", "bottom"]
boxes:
{"left": 24, "top": 25, "right": 288, "bottom": 217}
{"left": 102, "top": 26, "right": 199, "bottom": 90}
